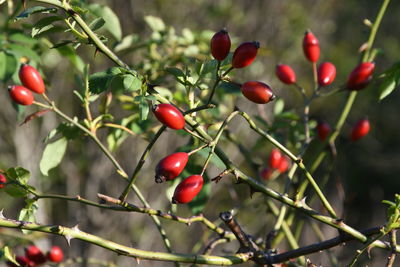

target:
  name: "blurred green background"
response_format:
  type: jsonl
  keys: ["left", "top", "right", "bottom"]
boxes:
{"left": 1, "top": 0, "right": 400, "bottom": 266}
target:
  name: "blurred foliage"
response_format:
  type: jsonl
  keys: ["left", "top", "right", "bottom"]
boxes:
{"left": 0, "top": 0, "right": 399, "bottom": 266}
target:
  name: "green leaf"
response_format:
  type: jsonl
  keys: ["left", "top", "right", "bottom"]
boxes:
{"left": 15, "top": 6, "right": 57, "bottom": 21}
{"left": 6, "top": 167, "right": 30, "bottom": 185}
{"left": 379, "top": 75, "right": 397, "bottom": 101}
{"left": 56, "top": 46, "right": 85, "bottom": 73}
{"left": 0, "top": 51, "right": 17, "bottom": 82}
{"left": 32, "top": 16, "right": 63, "bottom": 37}
{"left": 40, "top": 137, "right": 68, "bottom": 176}
{"left": 144, "top": 15, "right": 165, "bottom": 32}
{"left": 7, "top": 44, "right": 40, "bottom": 62}
{"left": 138, "top": 97, "right": 149, "bottom": 120}
{"left": 114, "top": 34, "right": 140, "bottom": 52}
{"left": 18, "top": 199, "right": 38, "bottom": 234}
{"left": 88, "top": 4, "right": 122, "bottom": 40}
{"left": 89, "top": 67, "right": 124, "bottom": 94}
{"left": 9, "top": 32, "right": 38, "bottom": 45}
{"left": 274, "top": 98, "right": 285, "bottom": 115}
{"left": 123, "top": 74, "right": 142, "bottom": 91}
{"left": 89, "top": 17, "right": 106, "bottom": 31}
{"left": 166, "top": 67, "right": 185, "bottom": 78}
{"left": 3, "top": 246, "right": 18, "bottom": 266}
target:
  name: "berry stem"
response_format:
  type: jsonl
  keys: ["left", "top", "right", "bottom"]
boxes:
{"left": 206, "top": 60, "right": 221, "bottom": 105}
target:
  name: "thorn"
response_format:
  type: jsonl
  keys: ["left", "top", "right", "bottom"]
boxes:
{"left": 65, "top": 234, "right": 73, "bottom": 246}
{"left": 94, "top": 48, "right": 100, "bottom": 59}
{"left": 0, "top": 209, "right": 5, "bottom": 219}
{"left": 72, "top": 224, "right": 80, "bottom": 232}
{"left": 359, "top": 42, "right": 369, "bottom": 53}
{"left": 135, "top": 257, "right": 141, "bottom": 264}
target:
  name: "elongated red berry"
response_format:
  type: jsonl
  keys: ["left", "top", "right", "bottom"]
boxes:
{"left": 260, "top": 167, "right": 273, "bottom": 180}
{"left": 19, "top": 64, "right": 45, "bottom": 94}
{"left": 277, "top": 156, "right": 289, "bottom": 173}
{"left": 47, "top": 246, "right": 64, "bottom": 263}
{"left": 268, "top": 148, "right": 282, "bottom": 169}
{"left": 351, "top": 118, "right": 370, "bottom": 141}
{"left": 8, "top": 85, "right": 34, "bottom": 105}
{"left": 347, "top": 62, "right": 375, "bottom": 91}
{"left": 317, "top": 121, "right": 331, "bottom": 141}
{"left": 155, "top": 152, "right": 189, "bottom": 183}
{"left": 153, "top": 104, "right": 185, "bottom": 130}
{"left": 303, "top": 30, "right": 320, "bottom": 63}
{"left": 276, "top": 64, "right": 296, "bottom": 85}
{"left": 0, "top": 174, "right": 6, "bottom": 189}
{"left": 211, "top": 29, "right": 231, "bottom": 61}
{"left": 172, "top": 175, "right": 203, "bottom": 204}
{"left": 232, "top": 41, "right": 259, "bottom": 68}
{"left": 241, "top": 81, "right": 275, "bottom": 104}
{"left": 318, "top": 62, "right": 336, "bottom": 86}
{"left": 25, "top": 245, "right": 46, "bottom": 265}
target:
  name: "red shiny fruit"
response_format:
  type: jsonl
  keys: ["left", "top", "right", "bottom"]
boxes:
{"left": 260, "top": 167, "right": 273, "bottom": 180}
{"left": 232, "top": 41, "right": 259, "bottom": 68}
{"left": 47, "top": 246, "right": 64, "bottom": 263}
{"left": 347, "top": 62, "right": 375, "bottom": 91}
{"left": 351, "top": 118, "right": 370, "bottom": 141}
{"left": 8, "top": 85, "right": 34, "bottom": 106}
{"left": 211, "top": 29, "right": 231, "bottom": 61}
{"left": 25, "top": 245, "right": 46, "bottom": 265}
{"left": 303, "top": 30, "right": 320, "bottom": 63}
{"left": 19, "top": 64, "right": 45, "bottom": 94}
{"left": 317, "top": 121, "right": 331, "bottom": 141}
{"left": 172, "top": 175, "right": 204, "bottom": 204}
{"left": 317, "top": 62, "right": 336, "bottom": 87}
{"left": 277, "top": 156, "right": 289, "bottom": 173}
{"left": 0, "top": 174, "right": 6, "bottom": 189}
{"left": 153, "top": 104, "right": 185, "bottom": 130}
{"left": 276, "top": 64, "right": 296, "bottom": 85}
{"left": 241, "top": 81, "right": 275, "bottom": 104}
{"left": 268, "top": 149, "right": 282, "bottom": 169}
{"left": 155, "top": 152, "right": 189, "bottom": 183}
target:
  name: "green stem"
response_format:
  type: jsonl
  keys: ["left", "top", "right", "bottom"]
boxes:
{"left": 347, "top": 230, "right": 386, "bottom": 267}
{"left": 119, "top": 126, "right": 166, "bottom": 201}
{"left": 0, "top": 217, "right": 249, "bottom": 265}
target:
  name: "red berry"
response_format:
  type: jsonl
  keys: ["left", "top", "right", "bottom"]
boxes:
{"left": 47, "top": 246, "right": 64, "bottom": 263}
{"left": 278, "top": 156, "right": 289, "bottom": 173}
{"left": 8, "top": 85, "right": 34, "bottom": 106}
{"left": 172, "top": 175, "right": 204, "bottom": 204}
{"left": 153, "top": 104, "right": 185, "bottom": 130}
{"left": 0, "top": 174, "right": 6, "bottom": 189}
{"left": 276, "top": 64, "right": 296, "bottom": 85}
{"left": 232, "top": 41, "right": 259, "bottom": 68}
{"left": 260, "top": 167, "right": 273, "bottom": 180}
{"left": 351, "top": 118, "right": 370, "bottom": 141}
{"left": 316, "top": 121, "right": 331, "bottom": 141}
{"left": 25, "top": 245, "right": 46, "bottom": 265}
{"left": 317, "top": 62, "right": 336, "bottom": 87}
{"left": 241, "top": 81, "right": 275, "bottom": 104}
{"left": 155, "top": 152, "right": 189, "bottom": 183}
{"left": 347, "top": 62, "right": 375, "bottom": 91}
{"left": 19, "top": 64, "right": 45, "bottom": 94}
{"left": 303, "top": 30, "right": 320, "bottom": 63}
{"left": 211, "top": 29, "right": 231, "bottom": 61}
{"left": 268, "top": 149, "right": 282, "bottom": 169}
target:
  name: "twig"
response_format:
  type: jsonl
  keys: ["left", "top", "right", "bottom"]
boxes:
{"left": 386, "top": 229, "right": 397, "bottom": 267}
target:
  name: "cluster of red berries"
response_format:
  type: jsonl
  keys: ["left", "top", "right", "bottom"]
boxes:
{"left": 260, "top": 149, "right": 289, "bottom": 180}
{"left": 8, "top": 64, "right": 45, "bottom": 106}
{"left": 211, "top": 29, "right": 276, "bottom": 104}
{"left": 275, "top": 30, "right": 373, "bottom": 142}
{"left": 151, "top": 105, "right": 203, "bottom": 204}
{"left": 276, "top": 30, "right": 375, "bottom": 90}
{"left": 7, "top": 245, "right": 63, "bottom": 267}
